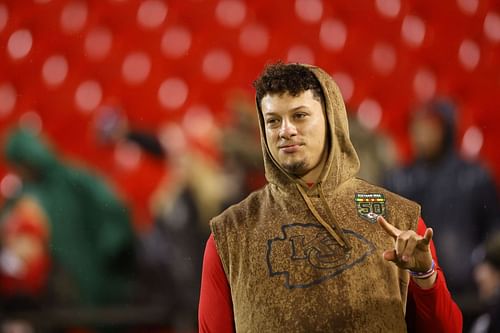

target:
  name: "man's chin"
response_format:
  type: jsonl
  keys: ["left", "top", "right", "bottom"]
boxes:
{"left": 282, "top": 161, "right": 307, "bottom": 176}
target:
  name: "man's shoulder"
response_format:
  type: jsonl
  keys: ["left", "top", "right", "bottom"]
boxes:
{"left": 346, "top": 178, "right": 420, "bottom": 208}
{"left": 345, "top": 178, "right": 421, "bottom": 230}
{"left": 209, "top": 185, "right": 273, "bottom": 251}
{"left": 210, "top": 185, "right": 270, "bottom": 226}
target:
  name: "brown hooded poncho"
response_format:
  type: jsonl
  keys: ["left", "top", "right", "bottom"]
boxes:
{"left": 210, "top": 65, "right": 420, "bottom": 332}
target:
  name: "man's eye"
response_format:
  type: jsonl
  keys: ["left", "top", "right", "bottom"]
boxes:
{"left": 267, "top": 119, "right": 279, "bottom": 125}
{"left": 295, "top": 113, "right": 306, "bottom": 119}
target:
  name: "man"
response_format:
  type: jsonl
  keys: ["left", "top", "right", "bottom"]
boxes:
{"left": 199, "top": 63, "right": 462, "bottom": 332}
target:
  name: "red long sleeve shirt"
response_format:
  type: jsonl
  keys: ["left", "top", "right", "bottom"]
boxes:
{"left": 199, "top": 218, "right": 463, "bottom": 333}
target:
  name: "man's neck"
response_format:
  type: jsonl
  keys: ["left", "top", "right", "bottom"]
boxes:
{"left": 300, "top": 151, "right": 328, "bottom": 184}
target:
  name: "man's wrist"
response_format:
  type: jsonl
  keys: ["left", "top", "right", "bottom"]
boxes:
{"left": 408, "top": 259, "right": 437, "bottom": 289}
{"left": 411, "top": 270, "right": 438, "bottom": 289}
{"left": 409, "top": 259, "right": 435, "bottom": 279}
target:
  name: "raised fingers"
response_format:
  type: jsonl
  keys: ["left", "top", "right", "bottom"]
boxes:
{"left": 422, "top": 227, "right": 433, "bottom": 246}
{"left": 400, "top": 235, "right": 417, "bottom": 263}
{"left": 378, "top": 217, "right": 434, "bottom": 272}
{"left": 377, "top": 215, "right": 401, "bottom": 239}
{"left": 383, "top": 249, "right": 397, "bottom": 262}
{"left": 395, "top": 234, "right": 407, "bottom": 260}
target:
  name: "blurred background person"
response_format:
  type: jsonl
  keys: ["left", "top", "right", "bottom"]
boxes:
{"left": 140, "top": 124, "right": 223, "bottom": 333}
{"left": 0, "top": 196, "right": 50, "bottom": 333}
{"left": 93, "top": 97, "right": 263, "bottom": 332}
{"left": 94, "top": 104, "right": 167, "bottom": 161}
{"left": 94, "top": 107, "right": 212, "bottom": 332}
{"left": 138, "top": 95, "right": 263, "bottom": 332}
{"left": 218, "top": 91, "right": 266, "bottom": 208}
{"left": 384, "top": 98, "right": 500, "bottom": 328}
{"left": 470, "top": 232, "right": 500, "bottom": 333}
{"left": 348, "top": 113, "right": 398, "bottom": 185}
{"left": 0, "top": 127, "right": 137, "bottom": 331}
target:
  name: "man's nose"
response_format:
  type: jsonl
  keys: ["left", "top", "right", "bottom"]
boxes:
{"left": 279, "top": 119, "right": 297, "bottom": 139}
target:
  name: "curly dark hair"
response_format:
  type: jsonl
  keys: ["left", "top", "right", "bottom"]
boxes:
{"left": 253, "top": 62, "right": 324, "bottom": 107}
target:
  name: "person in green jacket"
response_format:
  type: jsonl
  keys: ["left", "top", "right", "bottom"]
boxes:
{"left": 1, "top": 128, "right": 136, "bottom": 308}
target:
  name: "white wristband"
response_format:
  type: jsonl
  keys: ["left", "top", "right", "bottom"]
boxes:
{"left": 409, "top": 260, "right": 435, "bottom": 279}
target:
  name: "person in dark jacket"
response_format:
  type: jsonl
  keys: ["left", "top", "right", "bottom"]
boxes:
{"left": 384, "top": 98, "right": 500, "bottom": 317}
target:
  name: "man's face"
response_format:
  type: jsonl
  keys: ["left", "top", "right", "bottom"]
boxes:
{"left": 261, "top": 90, "right": 327, "bottom": 182}
{"left": 474, "top": 262, "right": 500, "bottom": 301}
{"left": 410, "top": 113, "right": 445, "bottom": 160}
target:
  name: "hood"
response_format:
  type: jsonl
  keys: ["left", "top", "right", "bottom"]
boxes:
{"left": 256, "top": 64, "right": 360, "bottom": 193}
{"left": 414, "top": 97, "right": 456, "bottom": 156}
{"left": 4, "top": 128, "right": 59, "bottom": 176}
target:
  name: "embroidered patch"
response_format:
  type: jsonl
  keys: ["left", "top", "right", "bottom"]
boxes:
{"left": 355, "top": 193, "right": 386, "bottom": 223}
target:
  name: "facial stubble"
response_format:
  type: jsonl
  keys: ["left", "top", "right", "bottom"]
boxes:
{"left": 282, "top": 160, "right": 308, "bottom": 176}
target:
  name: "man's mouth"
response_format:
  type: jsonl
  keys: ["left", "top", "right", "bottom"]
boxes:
{"left": 279, "top": 143, "right": 302, "bottom": 153}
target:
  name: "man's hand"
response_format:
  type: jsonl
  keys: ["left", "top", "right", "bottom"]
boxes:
{"left": 377, "top": 215, "right": 437, "bottom": 288}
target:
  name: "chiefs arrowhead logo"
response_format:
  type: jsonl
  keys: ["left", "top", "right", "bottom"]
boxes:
{"left": 266, "top": 223, "right": 375, "bottom": 289}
